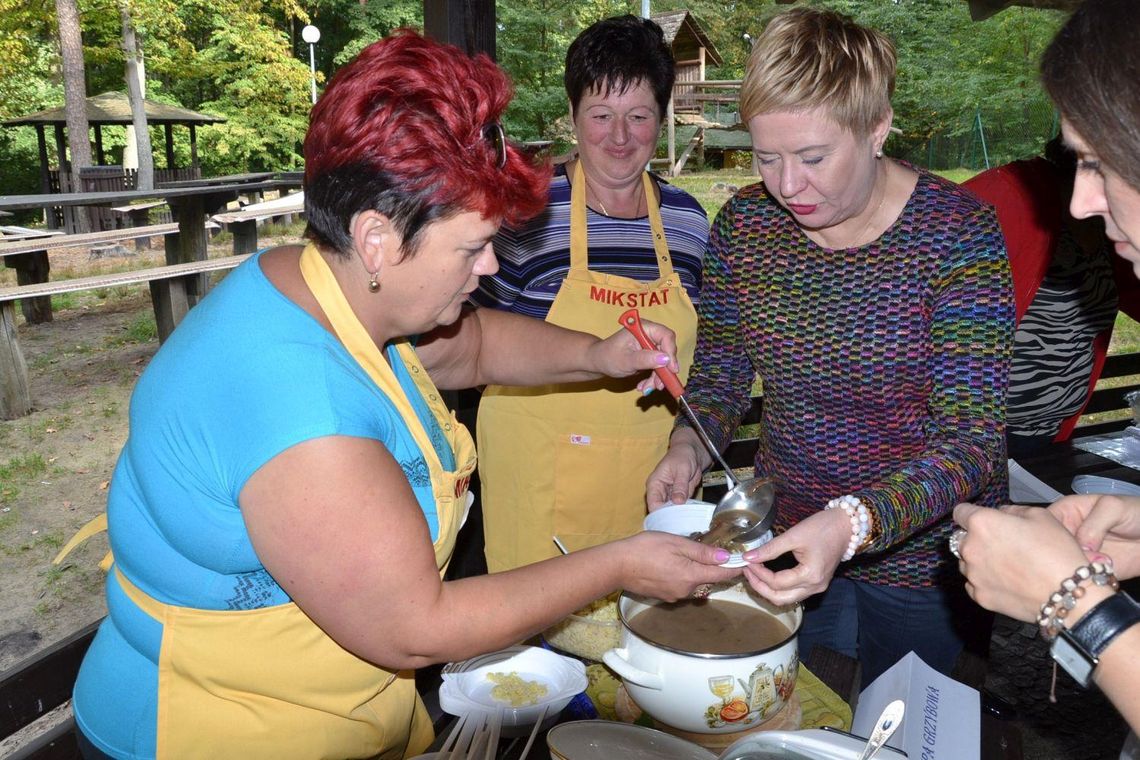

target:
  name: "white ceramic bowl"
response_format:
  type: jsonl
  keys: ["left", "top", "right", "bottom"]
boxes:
{"left": 1071, "top": 475, "right": 1140, "bottom": 498}
{"left": 603, "top": 582, "right": 802, "bottom": 735}
{"left": 644, "top": 500, "right": 772, "bottom": 567}
{"left": 438, "top": 645, "right": 587, "bottom": 729}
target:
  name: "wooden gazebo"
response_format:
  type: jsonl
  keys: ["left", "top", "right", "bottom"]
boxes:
{"left": 652, "top": 11, "right": 723, "bottom": 116}
{"left": 2, "top": 92, "right": 225, "bottom": 228}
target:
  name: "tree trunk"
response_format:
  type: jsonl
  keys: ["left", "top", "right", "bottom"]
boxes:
{"left": 55, "top": 0, "right": 92, "bottom": 232}
{"left": 121, "top": 1, "right": 154, "bottom": 191}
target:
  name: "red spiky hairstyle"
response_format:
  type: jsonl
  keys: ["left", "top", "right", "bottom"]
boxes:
{"left": 303, "top": 30, "right": 551, "bottom": 257}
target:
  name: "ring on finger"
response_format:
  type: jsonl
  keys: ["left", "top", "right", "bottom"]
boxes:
{"left": 948, "top": 527, "right": 967, "bottom": 560}
{"left": 691, "top": 584, "right": 712, "bottom": 599}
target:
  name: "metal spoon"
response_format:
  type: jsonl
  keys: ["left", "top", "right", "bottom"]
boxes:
{"left": 857, "top": 699, "right": 905, "bottom": 760}
{"left": 618, "top": 308, "right": 776, "bottom": 547}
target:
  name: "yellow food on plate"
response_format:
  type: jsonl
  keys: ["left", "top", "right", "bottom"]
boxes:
{"left": 486, "top": 671, "right": 549, "bottom": 707}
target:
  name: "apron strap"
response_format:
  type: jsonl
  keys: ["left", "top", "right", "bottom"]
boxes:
{"left": 570, "top": 163, "right": 675, "bottom": 280}
{"left": 53, "top": 512, "right": 113, "bottom": 572}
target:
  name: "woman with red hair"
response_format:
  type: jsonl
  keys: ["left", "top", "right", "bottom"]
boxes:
{"left": 70, "top": 31, "right": 738, "bottom": 759}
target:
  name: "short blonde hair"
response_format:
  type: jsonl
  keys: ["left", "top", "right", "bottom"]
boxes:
{"left": 740, "top": 7, "right": 896, "bottom": 136}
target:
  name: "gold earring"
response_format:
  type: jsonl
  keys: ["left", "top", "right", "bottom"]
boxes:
{"left": 368, "top": 271, "right": 380, "bottom": 293}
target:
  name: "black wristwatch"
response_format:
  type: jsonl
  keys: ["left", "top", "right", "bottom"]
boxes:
{"left": 1051, "top": 592, "right": 1140, "bottom": 688}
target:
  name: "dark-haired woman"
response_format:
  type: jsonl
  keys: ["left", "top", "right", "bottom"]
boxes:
{"left": 474, "top": 15, "right": 709, "bottom": 572}
{"left": 70, "top": 31, "right": 738, "bottom": 759}
{"left": 954, "top": 0, "right": 1140, "bottom": 736}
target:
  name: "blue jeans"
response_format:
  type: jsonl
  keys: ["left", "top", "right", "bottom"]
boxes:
{"left": 797, "top": 577, "right": 990, "bottom": 687}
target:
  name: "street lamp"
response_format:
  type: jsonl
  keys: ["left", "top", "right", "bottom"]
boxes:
{"left": 302, "top": 24, "right": 320, "bottom": 105}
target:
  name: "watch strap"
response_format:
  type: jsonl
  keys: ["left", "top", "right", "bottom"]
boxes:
{"left": 1068, "top": 591, "right": 1140, "bottom": 661}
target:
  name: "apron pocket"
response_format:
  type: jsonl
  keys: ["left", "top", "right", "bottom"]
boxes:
{"left": 552, "top": 430, "right": 668, "bottom": 553}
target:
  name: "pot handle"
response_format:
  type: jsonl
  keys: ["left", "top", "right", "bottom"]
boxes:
{"left": 602, "top": 648, "right": 664, "bottom": 690}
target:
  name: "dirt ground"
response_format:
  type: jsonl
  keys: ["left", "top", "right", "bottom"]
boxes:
{"left": 1, "top": 281, "right": 151, "bottom": 675}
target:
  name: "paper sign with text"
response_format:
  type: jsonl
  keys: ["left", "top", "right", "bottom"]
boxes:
{"left": 853, "top": 651, "right": 979, "bottom": 760}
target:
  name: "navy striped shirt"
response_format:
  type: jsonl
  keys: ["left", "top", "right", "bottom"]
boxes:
{"left": 473, "top": 166, "right": 708, "bottom": 319}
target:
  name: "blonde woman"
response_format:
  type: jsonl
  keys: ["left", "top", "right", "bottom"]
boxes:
{"left": 647, "top": 7, "right": 1014, "bottom": 684}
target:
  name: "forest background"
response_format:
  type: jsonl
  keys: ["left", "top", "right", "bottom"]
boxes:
{"left": 0, "top": 0, "right": 1066, "bottom": 211}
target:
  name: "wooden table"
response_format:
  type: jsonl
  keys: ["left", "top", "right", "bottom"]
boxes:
{"left": 0, "top": 172, "right": 300, "bottom": 272}
{"left": 1012, "top": 432, "right": 1140, "bottom": 496}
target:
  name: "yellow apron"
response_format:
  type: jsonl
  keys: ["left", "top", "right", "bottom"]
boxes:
{"left": 478, "top": 164, "right": 698, "bottom": 571}
{"left": 75, "top": 245, "right": 475, "bottom": 759}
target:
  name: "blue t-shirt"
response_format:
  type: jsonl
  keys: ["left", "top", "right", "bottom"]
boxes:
{"left": 73, "top": 252, "right": 454, "bottom": 758}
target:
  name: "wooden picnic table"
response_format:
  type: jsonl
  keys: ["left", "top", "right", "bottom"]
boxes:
{"left": 0, "top": 174, "right": 300, "bottom": 305}
{"left": 0, "top": 172, "right": 301, "bottom": 269}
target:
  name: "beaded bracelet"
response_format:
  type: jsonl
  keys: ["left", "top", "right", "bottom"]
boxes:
{"left": 1037, "top": 561, "right": 1120, "bottom": 641}
{"left": 825, "top": 495, "right": 870, "bottom": 561}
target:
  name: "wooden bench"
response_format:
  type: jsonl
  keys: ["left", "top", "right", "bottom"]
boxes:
{"left": 0, "top": 619, "right": 99, "bottom": 760}
{"left": 211, "top": 193, "right": 304, "bottom": 256}
{"left": 0, "top": 224, "right": 178, "bottom": 259}
{"left": 1, "top": 254, "right": 251, "bottom": 419}
{"left": 1, "top": 224, "right": 180, "bottom": 325}
{"left": 0, "top": 226, "right": 66, "bottom": 243}
{"left": 108, "top": 202, "right": 168, "bottom": 235}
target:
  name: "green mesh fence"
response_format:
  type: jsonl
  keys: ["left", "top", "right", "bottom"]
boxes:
{"left": 897, "top": 98, "right": 1059, "bottom": 171}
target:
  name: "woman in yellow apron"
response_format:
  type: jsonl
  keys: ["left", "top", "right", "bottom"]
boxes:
{"left": 70, "top": 32, "right": 739, "bottom": 759}
{"left": 474, "top": 16, "right": 707, "bottom": 570}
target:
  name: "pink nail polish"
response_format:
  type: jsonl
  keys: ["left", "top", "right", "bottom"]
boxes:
{"left": 656, "top": 354, "right": 669, "bottom": 366}
{"left": 714, "top": 549, "right": 731, "bottom": 562}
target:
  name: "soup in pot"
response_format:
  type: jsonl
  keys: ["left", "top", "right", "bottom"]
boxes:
{"left": 627, "top": 599, "right": 790, "bottom": 655}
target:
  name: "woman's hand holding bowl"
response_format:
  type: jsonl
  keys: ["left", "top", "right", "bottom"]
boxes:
{"left": 618, "top": 531, "right": 742, "bottom": 602}
{"left": 738, "top": 508, "right": 851, "bottom": 606}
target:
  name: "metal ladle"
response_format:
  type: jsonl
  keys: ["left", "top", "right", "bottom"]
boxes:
{"left": 619, "top": 308, "right": 776, "bottom": 548}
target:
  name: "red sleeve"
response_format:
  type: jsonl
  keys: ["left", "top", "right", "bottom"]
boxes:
{"left": 963, "top": 160, "right": 1062, "bottom": 323}
{"left": 1113, "top": 254, "right": 1140, "bottom": 323}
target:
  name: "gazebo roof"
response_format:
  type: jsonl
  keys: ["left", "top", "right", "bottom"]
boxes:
{"left": 652, "top": 10, "right": 724, "bottom": 67}
{"left": 2, "top": 91, "right": 225, "bottom": 127}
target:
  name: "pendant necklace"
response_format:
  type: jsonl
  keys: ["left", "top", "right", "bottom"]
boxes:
{"left": 582, "top": 168, "right": 643, "bottom": 218}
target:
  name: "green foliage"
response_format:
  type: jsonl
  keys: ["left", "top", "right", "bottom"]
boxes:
{"left": 324, "top": 0, "right": 423, "bottom": 66}
{"left": 0, "top": 0, "right": 1072, "bottom": 181}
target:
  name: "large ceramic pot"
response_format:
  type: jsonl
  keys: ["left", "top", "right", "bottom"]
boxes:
{"left": 602, "top": 582, "right": 802, "bottom": 735}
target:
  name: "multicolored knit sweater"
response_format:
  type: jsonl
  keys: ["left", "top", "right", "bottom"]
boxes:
{"left": 685, "top": 167, "right": 1014, "bottom": 588}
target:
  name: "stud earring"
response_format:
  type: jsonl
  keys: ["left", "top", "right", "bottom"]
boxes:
{"left": 875, "top": 148, "right": 884, "bottom": 159}
{"left": 368, "top": 271, "right": 381, "bottom": 293}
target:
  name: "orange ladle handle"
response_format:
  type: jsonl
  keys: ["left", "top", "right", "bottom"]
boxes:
{"left": 618, "top": 308, "right": 685, "bottom": 399}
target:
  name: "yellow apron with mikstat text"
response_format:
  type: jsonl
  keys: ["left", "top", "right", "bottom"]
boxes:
{"left": 478, "top": 164, "right": 698, "bottom": 572}
{"left": 100, "top": 246, "right": 474, "bottom": 759}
